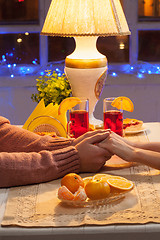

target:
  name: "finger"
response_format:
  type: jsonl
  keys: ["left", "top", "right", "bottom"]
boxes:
{"left": 86, "top": 132, "right": 110, "bottom": 144}
{"left": 83, "top": 129, "right": 111, "bottom": 138}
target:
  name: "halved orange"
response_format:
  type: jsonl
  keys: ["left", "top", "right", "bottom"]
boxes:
{"left": 109, "top": 176, "right": 130, "bottom": 182}
{"left": 111, "top": 96, "right": 134, "bottom": 112}
{"left": 107, "top": 178, "right": 134, "bottom": 191}
{"left": 92, "top": 173, "right": 113, "bottom": 181}
{"left": 58, "top": 97, "right": 81, "bottom": 115}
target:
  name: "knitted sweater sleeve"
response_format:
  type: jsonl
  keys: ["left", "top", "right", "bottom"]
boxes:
{"left": 0, "top": 116, "right": 80, "bottom": 188}
{"left": 0, "top": 147, "right": 80, "bottom": 188}
{"left": 0, "top": 116, "right": 74, "bottom": 152}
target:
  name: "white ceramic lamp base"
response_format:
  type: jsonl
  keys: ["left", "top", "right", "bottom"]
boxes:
{"left": 65, "top": 36, "right": 108, "bottom": 128}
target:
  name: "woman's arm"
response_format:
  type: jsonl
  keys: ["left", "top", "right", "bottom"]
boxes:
{"left": 99, "top": 131, "right": 160, "bottom": 170}
{"left": 106, "top": 131, "right": 160, "bottom": 153}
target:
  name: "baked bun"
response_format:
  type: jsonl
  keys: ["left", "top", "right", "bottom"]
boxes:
{"left": 123, "top": 118, "right": 143, "bottom": 132}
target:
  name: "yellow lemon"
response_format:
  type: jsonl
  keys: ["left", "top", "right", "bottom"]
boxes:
{"left": 111, "top": 96, "right": 134, "bottom": 112}
{"left": 58, "top": 97, "right": 82, "bottom": 115}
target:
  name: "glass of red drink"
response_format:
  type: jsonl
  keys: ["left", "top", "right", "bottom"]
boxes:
{"left": 67, "top": 99, "right": 89, "bottom": 138}
{"left": 103, "top": 97, "right": 123, "bottom": 136}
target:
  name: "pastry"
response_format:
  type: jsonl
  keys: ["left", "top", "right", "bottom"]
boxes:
{"left": 123, "top": 118, "right": 143, "bottom": 132}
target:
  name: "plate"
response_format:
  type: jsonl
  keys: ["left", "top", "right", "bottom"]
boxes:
{"left": 58, "top": 192, "right": 129, "bottom": 208}
{"left": 124, "top": 127, "right": 147, "bottom": 135}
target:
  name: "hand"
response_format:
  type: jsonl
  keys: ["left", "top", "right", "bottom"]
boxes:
{"left": 72, "top": 129, "right": 111, "bottom": 146}
{"left": 98, "top": 131, "right": 135, "bottom": 162}
{"left": 75, "top": 131, "right": 113, "bottom": 172}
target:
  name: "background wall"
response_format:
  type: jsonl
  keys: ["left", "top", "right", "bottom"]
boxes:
{"left": 0, "top": 74, "right": 159, "bottom": 125}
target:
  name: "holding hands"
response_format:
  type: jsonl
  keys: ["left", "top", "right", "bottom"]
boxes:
{"left": 73, "top": 130, "right": 113, "bottom": 172}
{"left": 98, "top": 131, "right": 135, "bottom": 162}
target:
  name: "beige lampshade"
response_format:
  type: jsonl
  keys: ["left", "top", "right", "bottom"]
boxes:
{"left": 41, "top": 0, "right": 131, "bottom": 37}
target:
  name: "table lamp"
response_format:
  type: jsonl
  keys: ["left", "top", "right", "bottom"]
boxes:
{"left": 41, "top": 0, "right": 130, "bottom": 127}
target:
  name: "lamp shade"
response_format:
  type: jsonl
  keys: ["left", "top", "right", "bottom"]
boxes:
{"left": 41, "top": 0, "right": 130, "bottom": 37}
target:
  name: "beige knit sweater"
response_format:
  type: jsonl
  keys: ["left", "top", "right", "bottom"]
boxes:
{"left": 0, "top": 117, "right": 80, "bottom": 188}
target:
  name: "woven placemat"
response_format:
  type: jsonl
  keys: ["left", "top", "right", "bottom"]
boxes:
{"left": 2, "top": 131, "right": 160, "bottom": 227}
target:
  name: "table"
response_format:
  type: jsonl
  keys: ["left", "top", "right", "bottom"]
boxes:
{"left": 0, "top": 122, "right": 160, "bottom": 240}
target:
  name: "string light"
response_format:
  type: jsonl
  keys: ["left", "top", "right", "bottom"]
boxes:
{"left": 17, "top": 38, "right": 22, "bottom": 43}
{"left": 1, "top": 51, "right": 160, "bottom": 78}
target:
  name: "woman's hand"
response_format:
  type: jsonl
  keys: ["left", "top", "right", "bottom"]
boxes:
{"left": 98, "top": 131, "right": 135, "bottom": 162}
{"left": 75, "top": 131, "right": 113, "bottom": 172}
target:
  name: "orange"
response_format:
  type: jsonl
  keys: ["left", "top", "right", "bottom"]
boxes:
{"left": 58, "top": 97, "right": 81, "bottom": 115}
{"left": 107, "top": 178, "right": 134, "bottom": 191}
{"left": 61, "top": 173, "right": 84, "bottom": 194}
{"left": 111, "top": 96, "right": 134, "bottom": 112}
{"left": 74, "top": 186, "right": 87, "bottom": 201}
{"left": 85, "top": 179, "right": 110, "bottom": 200}
{"left": 83, "top": 176, "right": 93, "bottom": 186}
{"left": 110, "top": 176, "right": 129, "bottom": 182}
{"left": 93, "top": 173, "right": 113, "bottom": 181}
{"left": 58, "top": 185, "right": 75, "bottom": 201}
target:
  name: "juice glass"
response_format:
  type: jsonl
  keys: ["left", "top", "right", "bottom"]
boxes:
{"left": 68, "top": 98, "right": 89, "bottom": 138}
{"left": 103, "top": 97, "right": 123, "bottom": 136}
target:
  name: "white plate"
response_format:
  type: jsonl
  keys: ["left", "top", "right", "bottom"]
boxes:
{"left": 124, "top": 127, "right": 147, "bottom": 135}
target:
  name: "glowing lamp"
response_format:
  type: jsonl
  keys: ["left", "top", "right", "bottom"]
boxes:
{"left": 41, "top": 0, "right": 130, "bottom": 126}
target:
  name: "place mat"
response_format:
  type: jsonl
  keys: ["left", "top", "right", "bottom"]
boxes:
{"left": 2, "top": 131, "right": 160, "bottom": 227}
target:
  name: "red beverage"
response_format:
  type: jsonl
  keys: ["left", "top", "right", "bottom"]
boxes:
{"left": 69, "top": 110, "right": 89, "bottom": 138}
{"left": 104, "top": 110, "right": 123, "bottom": 136}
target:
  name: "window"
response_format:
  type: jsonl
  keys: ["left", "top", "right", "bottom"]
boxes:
{"left": 0, "top": 0, "right": 39, "bottom": 24}
{"left": 0, "top": 0, "right": 160, "bottom": 76}
{"left": 0, "top": 33, "right": 39, "bottom": 64}
{"left": 138, "top": 31, "right": 160, "bottom": 62}
{"left": 138, "top": 0, "right": 160, "bottom": 21}
{"left": 97, "top": 36, "right": 129, "bottom": 63}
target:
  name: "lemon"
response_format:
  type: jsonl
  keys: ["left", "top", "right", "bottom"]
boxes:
{"left": 58, "top": 97, "right": 82, "bottom": 115}
{"left": 111, "top": 96, "right": 134, "bottom": 112}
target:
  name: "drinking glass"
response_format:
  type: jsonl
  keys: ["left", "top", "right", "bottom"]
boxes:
{"left": 67, "top": 98, "right": 89, "bottom": 138}
{"left": 103, "top": 97, "right": 123, "bottom": 136}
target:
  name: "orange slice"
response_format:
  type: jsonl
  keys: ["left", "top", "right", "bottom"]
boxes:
{"left": 109, "top": 176, "right": 129, "bottom": 182}
{"left": 111, "top": 96, "right": 134, "bottom": 112}
{"left": 74, "top": 186, "right": 87, "bottom": 201}
{"left": 93, "top": 173, "right": 113, "bottom": 181}
{"left": 58, "top": 185, "right": 75, "bottom": 200}
{"left": 58, "top": 97, "right": 81, "bottom": 115}
{"left": 107, "top": 178, "right": 134, "bottom": 191}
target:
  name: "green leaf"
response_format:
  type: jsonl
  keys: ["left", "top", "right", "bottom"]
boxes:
{"left": 31, "top": 70, "right": 72, "bottom": 106}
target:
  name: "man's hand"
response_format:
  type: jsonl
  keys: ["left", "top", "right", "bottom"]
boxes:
{"left": 75, "top": 131, "right": 112, "bottom": 172}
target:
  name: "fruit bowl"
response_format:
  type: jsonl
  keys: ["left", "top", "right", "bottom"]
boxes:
{"left": 58, "top": 191, "right": 129, "bottom": 208}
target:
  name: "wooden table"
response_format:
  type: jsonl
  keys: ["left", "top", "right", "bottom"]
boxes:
{"left": 0, "top": 122, "right": 160, "bottom": 240}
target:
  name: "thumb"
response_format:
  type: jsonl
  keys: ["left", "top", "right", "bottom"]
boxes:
{"left": 87, "top": 132, "right": 110, "bottom": 144}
